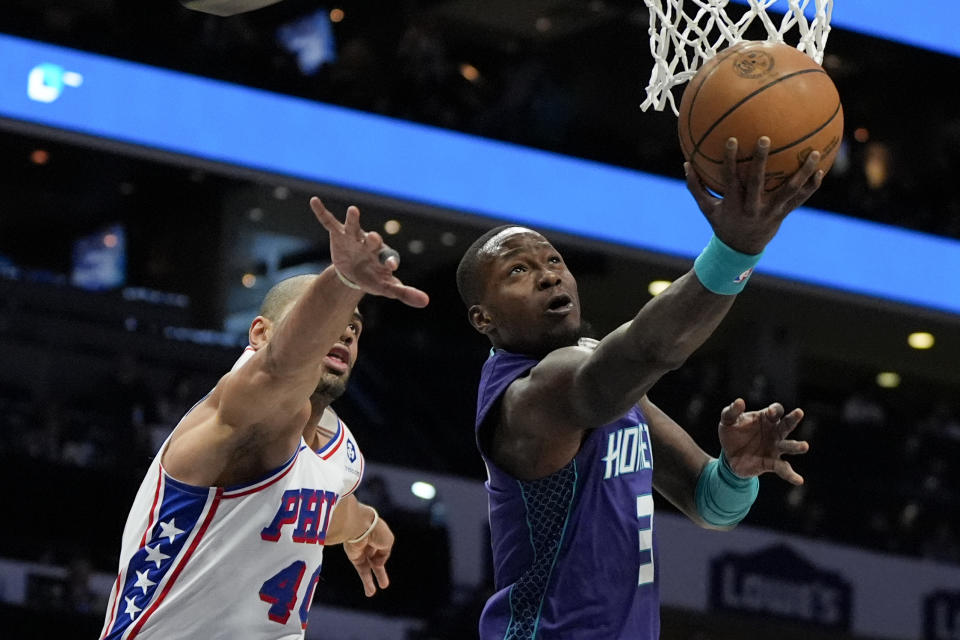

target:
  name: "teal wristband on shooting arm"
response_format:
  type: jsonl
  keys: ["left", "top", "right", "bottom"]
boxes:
{"left": 693, "top": 234, "right": 764, "bottom": 295}
{"left": 694, "top": 450, "right": 759, "bottom": 527}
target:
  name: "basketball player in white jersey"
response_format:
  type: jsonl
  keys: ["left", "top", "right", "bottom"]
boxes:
{"left": 100, "top": 198, "right": 429, "bottom": 640}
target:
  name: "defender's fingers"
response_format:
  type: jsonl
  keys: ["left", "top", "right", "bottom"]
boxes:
{"left": 354, "top": 563, "right": 375, "bottom": 597}
{"left": 343, "top": 205, "right": 365, "bottom": 241}
{"left": 372, "top": 565, "right": 390, "bottom": 590}
{"left": 310, "top": 197, "right": 342, "bottom": 232}
{"left": 384, "top": 281, "right": 430, "bottom": 308}
{"left": 379, "top": 247, "right": 400, "bottom": 270}
{"left": 364, "top": 230, "right": 385, "bottom": 253}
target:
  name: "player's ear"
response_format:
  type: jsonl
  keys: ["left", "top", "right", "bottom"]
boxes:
{"left": 468, "top": 305, "right": 494, "bottom": 334}
{"left": 249, "top": 316, "right": 272, "bottom": 349}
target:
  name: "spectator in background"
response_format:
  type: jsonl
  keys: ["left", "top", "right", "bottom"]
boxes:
{"left": 16, "top": 401, "right": 63, "bottom": 464}
{"left": 64, "top": 555, "right": 99, "bottom": 615}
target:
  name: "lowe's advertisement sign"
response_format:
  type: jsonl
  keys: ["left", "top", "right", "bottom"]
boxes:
{"left": 709, "top": 544, "right": 852, "bottom": 631}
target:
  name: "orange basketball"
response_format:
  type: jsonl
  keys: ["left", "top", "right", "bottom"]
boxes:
{"left": 677, "top": 40, "right": 844, "bottom": 194}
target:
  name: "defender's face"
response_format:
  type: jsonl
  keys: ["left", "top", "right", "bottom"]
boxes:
{"left": 315, "top": 312, "right": 363, "bottom": 400}
{"left": 474, "top": 228, "right": 581, "bottom": 355}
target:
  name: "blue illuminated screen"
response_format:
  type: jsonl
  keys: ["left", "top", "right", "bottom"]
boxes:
{"left": 0, "top": 31, "right": 958, "bottom": 315}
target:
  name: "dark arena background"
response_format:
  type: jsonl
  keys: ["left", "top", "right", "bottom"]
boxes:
{"left": 1, "top": 1, "right": 959, "bottom": 639}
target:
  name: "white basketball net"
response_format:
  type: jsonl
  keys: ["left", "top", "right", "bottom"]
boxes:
{"left": 642, "top": 0, "right": 834, "bottom": 115}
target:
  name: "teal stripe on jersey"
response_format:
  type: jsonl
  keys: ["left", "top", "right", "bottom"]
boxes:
{"left": 503, "top": 461, "right": 579, "bottom": 640}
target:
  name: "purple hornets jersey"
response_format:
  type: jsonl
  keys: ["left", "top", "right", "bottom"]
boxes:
{"left": 476, "top": 343, "right": 659, "bottom": 640}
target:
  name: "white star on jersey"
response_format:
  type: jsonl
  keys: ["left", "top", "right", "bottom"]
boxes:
{"left": 157, "top": 519, "right": 185, "bottom": 544}
{"left": 134, "top": 569, "right": 156, "bottom": 595}
{"left": 124, "top": 596, "right": 142, "bottom": 620}
{"left": 144, "top": 544, "right": 170, "bottom": 569}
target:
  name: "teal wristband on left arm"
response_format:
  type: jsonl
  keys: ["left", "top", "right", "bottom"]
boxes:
{"left": 694, "top": 450, "right": 760, "bottom": 527}
{"left": 693, "top": 234, "right": 764, "bottom": 295}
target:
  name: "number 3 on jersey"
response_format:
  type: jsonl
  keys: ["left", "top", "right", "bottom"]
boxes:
{"left": 637, "top": 493, "right": 655, "bottom": 585}
{"left": 259, "top": 560, "right": 323, "bottom": 627}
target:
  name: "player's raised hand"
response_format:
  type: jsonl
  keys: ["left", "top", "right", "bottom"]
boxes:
{"left": 685, "top": 137, "right": 823, "bottom": 255}
{"left": 343, "top": 517, "right": 394, "bottom": 597}
{"left": 717, "top": 398, "right": 809, "bottom": 485}
{"left": 310, "top": 197, "right": 429, "bottom": 308}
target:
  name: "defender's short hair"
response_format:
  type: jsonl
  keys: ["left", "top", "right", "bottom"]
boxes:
{"left": 259, "top": 274, "right": 318, "bottom": 321}
{"left": 456, "top": 224, "right": 519, "bottom": 308}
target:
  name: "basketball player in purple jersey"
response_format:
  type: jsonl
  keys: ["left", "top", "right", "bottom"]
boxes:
{"left": 457, "top": 139, "right": 820, "bottom": 639}
{"left": 101, "top": 199, "right": 428, "bottom": 640}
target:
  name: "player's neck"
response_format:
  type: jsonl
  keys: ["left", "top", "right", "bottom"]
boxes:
{"left": 304, "top": 400, "right": 333, "bottom": 449}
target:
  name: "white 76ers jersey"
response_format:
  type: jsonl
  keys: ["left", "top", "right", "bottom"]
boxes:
{"left": 100, "top": 349, "right": 364, "bottom": 640}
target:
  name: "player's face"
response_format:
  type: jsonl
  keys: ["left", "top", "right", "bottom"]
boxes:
{"left": 474, "top": 228, "right": 581, "bottom": 356}
{"left": 313, "top": 311, "right": 363, "bottom": 402}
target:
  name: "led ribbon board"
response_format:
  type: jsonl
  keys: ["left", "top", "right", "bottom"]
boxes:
{"left": 1, "top": 33, "right": 959, "bottom": 315}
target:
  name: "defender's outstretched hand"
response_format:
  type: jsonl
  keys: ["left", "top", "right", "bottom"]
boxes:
{"left": 718, "top": 398, "right": 808, "bottom": 485}
{"left": 310, "top": 197, "right": 429, "bottom": 308}
{"left": 344, "top": 517, "right": 394, "bottom": 597}
{"left": 686, "top": 136, "right": 824, "bottom": 255}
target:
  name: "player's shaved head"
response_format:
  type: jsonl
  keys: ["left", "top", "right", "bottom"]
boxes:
{"left": 259, "top": 274, "right": 319, "bottom": 321}
{"left": 456, "top": 225, "right": 542, "bottom": 307}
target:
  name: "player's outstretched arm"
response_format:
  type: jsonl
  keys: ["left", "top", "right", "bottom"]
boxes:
{"left": 164, "top": 200, "right": 427, "bottom": 484}
{"left": 327, "top": 495, "right": 394, "bottom": 597}
{"left": 509, "top": 139, "right": 823, "bottom": 438}
{"left": 580, "top": 138, "right": 823, "bottom": 406}
{"left": 221, "top": 199, "right": 428, "bottom": 429}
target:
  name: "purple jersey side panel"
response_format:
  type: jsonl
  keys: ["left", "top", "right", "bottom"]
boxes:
{"left": 476, "top": 349, "right": 660, "bottom": 640}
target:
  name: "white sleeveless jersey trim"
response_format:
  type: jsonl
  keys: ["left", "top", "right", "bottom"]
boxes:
{"left": 231, "top": 345, "right": 256, "bottom": 371}
{"left": 314, "top": 418, "right": 344, "bottom": 459}
{"left": 316, "top": 417, "right": 364, "bottom": 497}
{"left": 221, "top": 444, "right": 304, "bottom": 499}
